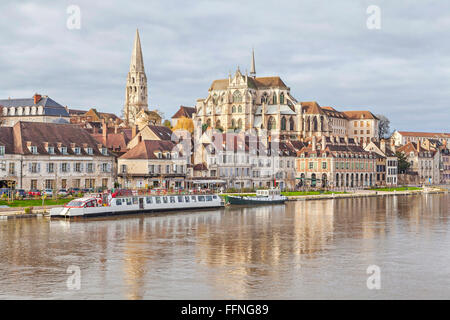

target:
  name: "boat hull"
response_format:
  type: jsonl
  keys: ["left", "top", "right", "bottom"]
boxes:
{"left": 226, "top": 196, "right": 286, "bottom": 205}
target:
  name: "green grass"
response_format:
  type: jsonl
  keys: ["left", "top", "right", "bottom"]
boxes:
{"left": 281, "top": 191, "right": 347, "bottom": 196}
{"left": 0, "top": 198, "right": 72, "bottom": 208}
{"left": 368, "top": 187, "right": 421, "bottom": 192}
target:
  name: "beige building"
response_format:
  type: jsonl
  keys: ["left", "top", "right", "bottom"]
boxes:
{"left": 364, "top": 139, "right": 398, "bottom": 186}
{"left": 391, "top": 130, "right": 450, "bottom": 147}
{"left": 118, "top": 140, "right": 187, "bottom": 189}
{"left": 0, "top": 122, "right": 115, "bottom": 190}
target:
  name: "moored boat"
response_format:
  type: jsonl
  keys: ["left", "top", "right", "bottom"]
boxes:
{"left": 226, "top": 188, "right": 287, "bottom": 205}
{"left": 50, "top": 193, "right": 224, "bottom": 218}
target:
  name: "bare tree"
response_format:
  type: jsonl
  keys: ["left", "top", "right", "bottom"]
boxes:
{"left": 376, "top": 114, "right": 391, "bottom": 139}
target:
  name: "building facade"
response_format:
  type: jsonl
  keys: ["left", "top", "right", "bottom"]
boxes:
{"left": 0, "top": 122, "right": 115, "bottom": 190}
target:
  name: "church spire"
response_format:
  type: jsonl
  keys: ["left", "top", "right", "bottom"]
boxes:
{"left": 250, "top": 48, "right": 256, "bottom": 77}
{"left": 130, "top": 29, "right": 145, "bottom": 72}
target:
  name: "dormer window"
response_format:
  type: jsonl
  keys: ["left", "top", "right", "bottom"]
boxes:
{"left": 87, "top": 148, "right": 93, "bottom": 155}
{"left": 101, "top": 148, "right": 108, "bottom": 156}
{"left": 157, "top": 152, "right": 162, "bottom": 159}
{"left": 60, "top": 147, "right": 68, "bottom": 155}
{"left": 30, "top": 146, "right": 38, "bottom": 154}
{"left": 47, "top": 146, "right": 55, "bottom": 154}
{"left": 74, "top": 147, "right": 81, "bottom": 155}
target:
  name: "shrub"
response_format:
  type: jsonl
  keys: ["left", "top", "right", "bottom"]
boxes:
{"left": 24, "top": 207, "right": 33, "bottom": 214}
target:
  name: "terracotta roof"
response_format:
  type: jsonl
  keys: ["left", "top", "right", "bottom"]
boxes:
{"left": 300, "top": 101, "right": 324, "bottom": 115}
{"left": 193, "top": 163, "right": 208, "bottom": 171}
{"left": 92, "top": 132, "right": 130, "bottom": 153}
{"left": 11, "top": 121, "right": 109, "bottom": 156}
{"left": 342, "top": 110, "right": 378, "bottom": 120}
{"left": 209, "top": 76, "right": 288, "bottom": 91}
{"left": 172, "top": 106, "right": 196, "bottom": 119}
{"left": 397, "top": 131, "right": 450, "bottom": 138}
{"left": 397, "top": 142, "right": 436, "bottom": 156}
{"left": 120, "top": 140, "right": 177, "bottom": 160}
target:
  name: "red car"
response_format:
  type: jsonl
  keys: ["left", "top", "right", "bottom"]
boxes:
{"left": 28, "top": 189, "right": 41, "bottom": 197}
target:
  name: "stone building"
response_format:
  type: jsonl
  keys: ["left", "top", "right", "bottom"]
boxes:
{"left": 295, "top": 136, "right": 377, "bottom": 188}
{"left": 0, "top": 121, "right": 115, "bottom": 190}
{"left": 396, "top": 141, "right": 440, "bottom": 185}
{"left": 364, "top": 139, "right": 398, "bottom": 186}
{"left": 391, "top": 131, "right": 450, "bottom": 147}
{"left": 0, "top": 93, "right": 70, "bottom": 126}
{"left": 171, "top": 106, "right": 196, "bottom": 127}
{"left": 118, "top": 140, "right": 187, "bottom": 189}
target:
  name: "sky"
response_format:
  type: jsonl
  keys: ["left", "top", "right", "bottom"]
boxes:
{"left": 0, "top": 0, "right": 449, "bottom": 132}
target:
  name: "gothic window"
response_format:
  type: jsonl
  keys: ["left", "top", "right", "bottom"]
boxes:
{"left": 233, "top": 91, "right": 242, "bottom": 103}
{"left": 272, "top": 94, "right": 277, "bottom": 105}
{"left": 280, "top": 92, "right": 285, "bottom": 104}
{"left": 237, "top": 119, "right": 242, "bottom": 129}
{"left": 206, "top": 118, "right": 211, "bottom": 127}
{"left": 213, "top": 94, "right": 218, "bottom": 104}
{"left": 281, "top": 117, "right": 287, "bottom": 130}
{"left": 238, "top": 105, "right": 242, "bottom": 113}
{"left": 232, "top": 105, "right": 236, "bottom": 113}
{"left": 261, "top": 92, "right": 268, "bottom": 104}
{"left": 231, "top": 119, "right": 236, "bottom": 128}
{"left": 289, "top": 117, "right": 294, "bottom": 131}
{"left": 268, "top": 116, "right": 276, "bottom": 130}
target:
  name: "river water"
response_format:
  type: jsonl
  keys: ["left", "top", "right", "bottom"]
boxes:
{"left": 0, "top": 194, "right": 449, "bottom": 300}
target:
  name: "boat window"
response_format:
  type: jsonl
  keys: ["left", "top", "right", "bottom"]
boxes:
{"left": 126, "top": 198, "right": 132, "bottom": 205}
{"left": 177, "top": 196, "right": 183, "bottom": 203}
{"left": 67, "top": 201, "right": 83, "bottom": 207}
{"left": 170, "top": 196, "right": 176, "bottom": 203}
{"left": 132, "top": 197, "right": 138, "bottom": 204}
{"left": 213, "top": 195, "right": 217, "bottom": 199}
{"left": 146, "top": 196, "right": 152, "bottom": 204}
{"left": 163, "top": 196, "right": 168, "bottom": 203}
{"left": 85, "top": 201, "right": 95, "bottom": 208}
{"left": 185, "top": 196, "right": 190, "bottom": 203}
{"left": 206, "top": 195, "right": 213, "bottom": 201}
{"left": 198, "top": 196, "right": 205, "bottom": 202}
{"left": 116, "top": 199, "right": 122, "bottom": 206}
{"left": 155, "top": 197, "right": 161, "bottom": 204}
{"left": 191, "top": 196, "right": 197, "bottom": 202}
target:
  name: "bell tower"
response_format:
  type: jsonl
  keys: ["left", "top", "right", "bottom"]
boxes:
{"left": 124, "top": 29, "right": 148, "bottom": 125}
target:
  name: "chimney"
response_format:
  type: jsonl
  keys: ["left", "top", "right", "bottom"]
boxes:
{"left": 344, "top": 135, "right": 348, "bottom": 145}
{"left": 102, "top": 119, "right": 107, "bottom": 146}
{"left": 380, "top": 139, "right": 386, "bottom": 154}
{"left": 132, "top": 125, "right": 139, "bottom": 139}
{"left": 33, "top": 93, "right": 41, "bottom": 104}
{"left": 321, "top": 136, "right": 326, "bottom": 150}
{"left": 417, "top": 140, "right": 421, "bottom": 152}
{"left": 312, "top": 136, "right": 316, "bottom": 150}
{"left": 44, "top": 142, "right": 49, "bottom": 149}
{"left": 26, "top": 141, "right": 32, "bottom": 148}
{"left": 114, "top": 123, "right": 118, "bottom": 134}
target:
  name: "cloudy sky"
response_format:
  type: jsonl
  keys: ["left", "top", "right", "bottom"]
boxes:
{"left": 0, "top": 0, "right": 449, "bottom": 132}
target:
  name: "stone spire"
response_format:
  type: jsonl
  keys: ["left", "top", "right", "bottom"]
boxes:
{"left": 250, "top": 48, "right": 256, "bottom": 77}
{"left": 124, "top": 29, "right": 148, "bottom": 126}
{"left": 130, "top": 29, "right": 145, "bottom": 72}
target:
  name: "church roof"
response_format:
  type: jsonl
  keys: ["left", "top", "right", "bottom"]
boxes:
{"left": 209, "top": 76, "right": 288, "bottom": 91}
{"left": 129, "top": 29, "right": 145, "bottom": 73}
{"left": 300, "top": 101, "right": 324, "bottom": 115}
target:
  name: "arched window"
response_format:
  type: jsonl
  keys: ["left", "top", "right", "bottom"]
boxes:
{"left": 272, "top": 94, "right": 277, "bottom": 104}
{"left": 232, "top": 105, "right": 236, "bottom": 113}
{"left": 268, "top": 117, "right": 276, "bottom": 130}
{"left": 233, "top": 91, "right": 242, "bottom": 103}
{"left": 238, "top": 105, "right": 242, "bottom": 113}
{"left": 261, "top": 92, "right": 268, "bottom": 104}
{"left": 280, "top": 92, "right": 285, "bottom": 104}
{"left": 281, "top": 117, "right": 286, "bottom": 130}
{"left": 206, "top": 118, "right": 211, "bottom": 128}
{"left": 237, "top": 119, "right": 242, "bottom": 129}
{"left": 289, "top": 117, "right": 294, "bottom": 131}
{"left": 231, "top": 119, "right": 236, "bottom": 128}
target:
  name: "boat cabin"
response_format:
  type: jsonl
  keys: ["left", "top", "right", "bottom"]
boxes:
{"left": 65, "top": 197, "right": 100, "bottom": 208}
{"left": 256, "top": 188, "right": 281, "bottom": 197}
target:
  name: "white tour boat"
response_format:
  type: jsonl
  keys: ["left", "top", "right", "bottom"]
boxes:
{"left": 226, "top": 188, "right": 288, "bottom": 205}
{"left": 49, "top": 193, "right": 224, "bottom": 218}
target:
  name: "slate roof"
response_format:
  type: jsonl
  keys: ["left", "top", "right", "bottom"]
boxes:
{"left": 172, "top": 106, "right": 196, "bottom": 119}
{"left": 120, "top": 140, "right": 177, "bottom": 160}
{"left": 0, "top": 95, "right": 69, "bottom": 117}
{"left": 148, "top": 125, "right": 173, "bottom": 140}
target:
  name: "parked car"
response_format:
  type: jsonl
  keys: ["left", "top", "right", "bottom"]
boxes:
{"left": 57, "top": 189, "right": 68, "bottom": 197}
{"left": 15, "top": 189, "right": 27, "bottom": 198}
{"left": 42, "top": 189, "right": 54, "bottom": 197}
{"left": 28, "top": 190, "right": 41, "bottom": 197}
{"left": 68, "top": 188, "right": 81, "bottom": 195}
{"left": 81, "top": 188, "right": 93, "bottom": 194}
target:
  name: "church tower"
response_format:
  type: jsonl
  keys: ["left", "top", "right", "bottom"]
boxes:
{"left": 124, "top": 29, "right": 148, "bottom": 126}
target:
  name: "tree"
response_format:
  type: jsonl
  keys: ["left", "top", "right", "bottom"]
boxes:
{"left": 163, "top": 120, "right": 172, "bottom": 129}
{"left": 395, "top": 151, "right": 411, "bottom": 174}
{"left": 173, "top": 116, "right": 194, "bottom": 133}
{"left": 376, "top": 114, "right": 391, "bottom": 139}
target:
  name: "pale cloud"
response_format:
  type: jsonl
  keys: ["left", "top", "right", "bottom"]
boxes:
{"left": 0, "top": 0, "right": 449, "bottom": 132}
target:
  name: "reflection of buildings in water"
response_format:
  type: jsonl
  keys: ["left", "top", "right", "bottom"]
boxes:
{"left": 193, "top": 203, "right": 336, "bottom": 298}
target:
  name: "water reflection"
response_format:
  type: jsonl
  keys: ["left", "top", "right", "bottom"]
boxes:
{"left": 0, "top": 194, "right": 449, "bottom": 299}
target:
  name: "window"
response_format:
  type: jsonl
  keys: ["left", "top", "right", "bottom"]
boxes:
{"left": 163, "top": 196, "right": 168, "bottom": 203}
{"left": 74, "top": 147, "right": 81, "bottom": 155}
{"left": 309, "top": 162, "right": 314, "bottom": 169}
{"left": 61, "top": 147, "right": 68, "bottom": 155}
{"left": 48, "top": 146, "right": 55, "bottom": 154}
{"left": 146, "top": 196, "right": 152, "bottom": 204}
{"left": 126, "top": 198, "right": 132, "bottom": 205}
{"left": 198, "top": 195, "right": 205, "bottom": 202}
{"left": 61, "top": 163, "right": 69, "bottom": 173}
{"left": 280, "top": 92, "right": 285, "bottom": 104}
{"left": 8, "top": 162, "right": 15, "bottom": 175}
{"left": 74, "top": 163, "right": 82, "bottom": 172}
{"left": 30, "top": 146, "right": 38, "bottom": 154}
{"left": 322, "top": 162, "right": 327, "bottom": 169}
{"left": 47, "top": 163, "right": 55, "bottom": 173}
{"left": 272, "top": 94, "right": 277, "bottom": 104}
{"left": 0, "top": 146, "right": 4, "bottom": 156}
{"left": 170, "top": 196, "right": 176, "bottom": 203}
{"left": 87, "top": 148, "right": 93, "bottom": 155}
{"left": 149, "top": 164, "right": 154, "bottom": 174}
{"left": 116, "top": 199, "right": 122, "bottom": 206}
{"left": 87, "top": 163, "right": 94, "bottom": 173}
{"left": 30, "top": 162, "right": 40, "bottom": 173}
{"left": 121, "top": 164, "right": 127, "bottom": 173}
{"left": 185, "top": 196, "right": 190, "bottom": 203}
{"left": 232, "top": 91, "right": 242, "bottom": 103}
{"left": 101, "top": 148, "right": 108, "bottom": 156}
{"left": 155, "top": 197, "right": 161, "bottom": 204}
